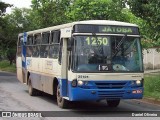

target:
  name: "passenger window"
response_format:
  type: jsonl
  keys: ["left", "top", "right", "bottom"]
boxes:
{"left": 27, "top": 35, "right": 33, "bottom": 45}
{"left": 17, "top": 36, "right": 23, "bottom": 56}
{"left": 51, "top": 31, "right": 60, "bottom": 44}
{"left": 40, "top": 32, "right": 50, "bottom": 58}
{"left": 32, "top": 34, "right": 41, "bottom": 57}
{"left": 49, "top": 44, "right": 59, "bottom": 58}
{"left": 26, "top": 35, "right": 33, "bottom": 57}
{"left": 34, "top": 34, "right": 41, "bottom": 45}
{"left": 42, "top": 32, "right": 50, "bottom": 44}
{"left": 32, "top": 46, "right": 40, "bottom": 57}
{"left": 49, "top": 30, "right": 60, "bottom": 58}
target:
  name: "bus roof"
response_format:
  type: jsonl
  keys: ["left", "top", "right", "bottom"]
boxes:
{"left": 19, "top": 20, "right": 138, "bottom": 36}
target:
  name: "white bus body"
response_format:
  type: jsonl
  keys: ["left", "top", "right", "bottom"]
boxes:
{"left": 16, "top": 20, "right": 144, "bottom": 108}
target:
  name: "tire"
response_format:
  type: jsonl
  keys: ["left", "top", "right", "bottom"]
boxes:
{"left": 28, "top": 77, "right": 40, "bottom": 96}
{"left": 57, "top": 85, "right": 68, "bottom": 108}
{"left": 106, "top": 99, "right": 120, "bottom": 107}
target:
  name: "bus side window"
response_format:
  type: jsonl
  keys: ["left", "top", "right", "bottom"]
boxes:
{"left": 17, "top": 36, "right": 22, "bottom": 57}
{"left": 26, "top": 35, "right": 33, "bottom": 57}
{"left": 51, "top": 31, "right": 60, "bottom": 44}
{"left": 49, "top": 30, "right": 60, "bottom": 58}
{"left": 40, "top": 32, "right": 50, "bottom": 58}
{"left": 32, "top": 34, "right": 41, "bottom": 57}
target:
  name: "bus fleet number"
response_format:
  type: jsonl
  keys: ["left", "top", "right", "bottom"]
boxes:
{"left": 86, "top": 37, "right": 108, "bottom": 45}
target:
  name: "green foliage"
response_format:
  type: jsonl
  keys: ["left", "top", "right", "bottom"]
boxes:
{"left": 0, "top": 8, "right": 30, "bottom": 62}
{"left": 0, "top": 1, "right": 12, "bottom": 16}
{"left": 144, "top": 74, "right": 160, "bottom": 99}
{"left": 30, "top": 0, "right": 71, "bottom": 29}
{"left": 66, "top": 0, "right": 126, "bottom": 21}
{"left": 0, "top": 60, "right": 16, "bottom": 72}
{"left": 6, "top": 48, "right": 16, "bottom": 65}
{"left": 0, "top": 60, "right": 11, "bottom": 68}
{"left": 0, "top": 1, "right": 13, "bottom": 62}
{"left": 0, "top": 1, "right": 12, "bottom": 43}
{"left": 127, "top": 0, "right": 160, "bottom": 46}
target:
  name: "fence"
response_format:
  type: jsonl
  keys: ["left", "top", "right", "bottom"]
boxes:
{"left": 143, "top": 48, "right": 160, "bottom": 70}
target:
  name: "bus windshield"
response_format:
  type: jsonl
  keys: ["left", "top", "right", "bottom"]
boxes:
{"left": 73, "top": 35, "right": 143, "bottom": 72}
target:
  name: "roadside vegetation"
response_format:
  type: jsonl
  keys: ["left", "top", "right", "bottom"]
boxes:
{"left": 0, "top": 60, "right": 16, "bottom": 72}
{"left": 144, "top": 73, "right": 160, "bottom": 100}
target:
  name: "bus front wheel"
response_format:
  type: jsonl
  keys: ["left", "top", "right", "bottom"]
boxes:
{"left": 106, "top": 99, "right": 120, "bottom": 107}
{"left": 57, "top": 85, "right": 68, "bottom": 108}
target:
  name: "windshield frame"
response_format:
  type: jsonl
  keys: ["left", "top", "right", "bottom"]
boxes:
{"left": 71, "top": 34, "right": 144, "bottom": 73}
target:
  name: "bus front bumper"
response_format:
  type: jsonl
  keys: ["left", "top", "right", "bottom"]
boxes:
{"left": 68, "top": 82, "right": 143, "bottom": 101}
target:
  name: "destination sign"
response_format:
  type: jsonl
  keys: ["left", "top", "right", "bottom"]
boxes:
{"left": 73, "top": 24, "right": 139, "bottom": 35}
{"left": 99, "top": 26, "right": 133, "bottom": 33}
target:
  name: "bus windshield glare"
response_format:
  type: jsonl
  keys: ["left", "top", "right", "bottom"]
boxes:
{"left": 73, "top": 35, "right": 143, "bottom": 72}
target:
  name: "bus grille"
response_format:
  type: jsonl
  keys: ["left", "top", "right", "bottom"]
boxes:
{"left": 95, "top": 81, "right": 127, "bottom": 89}
{"left": 98, "top": 91, "right": 124, "bottom": 99}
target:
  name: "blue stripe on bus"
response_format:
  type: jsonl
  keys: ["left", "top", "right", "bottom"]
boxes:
{"left": 59, "top": 78, "right": 68, "bottom": 97}
{"left": 22, "top": 35, "right": 26, "bottom": 69}
{"left": 27, "top": 72, "right": 143, "bottom": 101}
{"left": 22, "top": 46, "right": 26, "bottom": 68}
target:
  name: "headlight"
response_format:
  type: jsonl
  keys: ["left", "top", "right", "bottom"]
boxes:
{"left": 136, "top": 80, "right": 141, "bottom": 85}
{"left": 78, "top": 80, "right": 84, "bottom": 86}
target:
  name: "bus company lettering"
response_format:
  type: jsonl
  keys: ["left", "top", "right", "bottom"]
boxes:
{"left": 45, "top": 60, "right": 53, "bottom": 70}
{"left": 78, "top": 75, "right": 89, "bottom": 79}
{"left": 101, "top": 26, "right": 133, "bottom": 33}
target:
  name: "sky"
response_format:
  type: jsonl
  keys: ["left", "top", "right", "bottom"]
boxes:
{"left": 2, "top": 0, "right": 32, "bottom": 13}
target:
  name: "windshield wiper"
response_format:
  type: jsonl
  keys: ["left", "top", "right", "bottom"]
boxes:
{"left": 113, "top": 34, "right": 127, "bottom": 57}
{"left": 115, "top": 34, "right": 127, "bottom": 50}
{"left": 92, "top": 33, "right": 104, "bottom": 56}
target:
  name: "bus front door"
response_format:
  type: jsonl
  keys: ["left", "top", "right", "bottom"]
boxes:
{"left": 60, "top": 38, "right": 68, "bottom": 97}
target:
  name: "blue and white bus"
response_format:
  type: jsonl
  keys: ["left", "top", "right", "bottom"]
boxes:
{"left": 16, "top": 20, "right": 144, "bottom": 108}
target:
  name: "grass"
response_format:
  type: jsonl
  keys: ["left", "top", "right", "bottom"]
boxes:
{"left": 144, "top": 73, "right": 160, "bottom": 100}
{"left": 0, "top": 60, "right": 16, "bottom": 72}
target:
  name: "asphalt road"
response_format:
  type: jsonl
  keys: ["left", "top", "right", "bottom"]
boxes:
{"left": 0, "top": 71, "right": 160, "bottom": 120}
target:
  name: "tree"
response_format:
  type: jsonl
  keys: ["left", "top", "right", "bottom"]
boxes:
{"left": 1, "top": 8, "right": 31, "bottom": 64}
{"left": 0, "top": 1, "right": 11, "bottom": 40}
{"left": 30, "top": 0, "right": 71, "bottom": 29}
{"left": 0, "top": 1, "right": 11, "bottom": 16}
{"left": 66, "top": 0, "right": 126, "bottom": 21}
{"left": 0, "top": 1, "right": 12, "bottom": 60}
{"left": 127, "top": 0, "right": 160, "bottom": 46}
